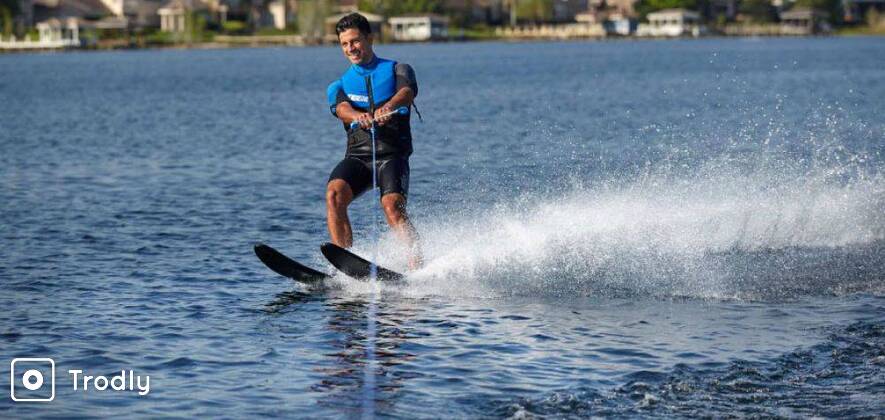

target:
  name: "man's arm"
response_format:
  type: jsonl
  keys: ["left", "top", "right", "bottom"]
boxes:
{"left": 328, "top": 80, "right": 369, "bottom": 129}
{"left": 374, "top": 87, "right": 414, "bottom": 126}
{"left": 376, "top": 63, "right": 418, "bottom": 126}
{"left": 337, "top": 87, "right": 413, "bottom": 128}
{"left": 335, "top": 101, "right": 373, "bottom": 129}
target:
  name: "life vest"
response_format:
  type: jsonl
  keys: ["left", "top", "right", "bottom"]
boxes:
{"left": 327, "top": 56, "right": 412, "bottom": 158}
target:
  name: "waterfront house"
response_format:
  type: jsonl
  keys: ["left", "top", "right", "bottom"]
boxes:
{"left": 36, "top": 17, "right": 81, "bottom": 45}
{"left": 604, "top": 13, "right": 637, "bottom": 35}
{"left": 575, "top": 9, "right": 602, "bottom": 24}
{"left": 29, "top": 0, "right": 112, "bottom": 25}
{"left": 0, "top": 15, "right": 81, "bottom": 49}
{"left": 96, "top": 0, "right": 162, "bottom": 27}
{"left": 25, "top": 0, "right": 163, "bottom": 30}
{"left": 496, "top": 3, "right": 605, "bottom": 40}
{"left": 388, "top": 14, "right": 449, "bottom": 42}
{"left": 552, "top": 0, "right": 592, "bottom": 22}
{"left": 636, "top": 8, "right": 703, "bottom": 37}
{"left": 602, "top": 0, "right": 639, "bottom": 17}
{"left": 2, "top": 0, "right": 138, "bottom": 50}
{"left": 780, "top": 8, "right": 831, "bottom": 34}
{"left": 266, "top": 0, "right": 298, "bottom": 30}
{"left": 577, "top": 0, "right": 638, "bottom": 35}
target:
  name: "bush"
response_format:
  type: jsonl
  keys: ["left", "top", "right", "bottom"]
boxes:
{"left": 459, "top": 24, "right": 496, "bottom": 40}
{"left": 145, "top": 30, "right": 176, "bottom": 45}
{"left": 255, "top": 26, "right": 298, "bottom": 36}
{"left": 222, "top": 20, "right": 247, "bottom": 34}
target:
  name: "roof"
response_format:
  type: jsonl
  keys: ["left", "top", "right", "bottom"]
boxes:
{"left": 32, "top": 0, "right": 114, "bottom": 19}
{"left": 647, "top": 8, "right": 700, "bottom": 19}
{"left": 158, "top": 0, "right": 209, "bottom": 13}
{"left": 780, "top": 8, "right": 830, "bottom": 19}
{"left": 33, "top": 0, "right": 61, "bottom": 7}
{"left": 388, "top": 13, "right": 450, "bottom": 24}
{"left": 575, "top": 11, "right": 594, "bottom": 21}
{"left": 92, "top": 16, "right": 129, "bottom": 29}
{"left": 37, "top": 15, "right": 127, "bottom": 29}
{"left": 36, "top": 17, "right": 72, "bottom": 27}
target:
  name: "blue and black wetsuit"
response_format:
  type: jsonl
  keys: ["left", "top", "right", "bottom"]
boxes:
{"left": 327, "top": 56, "right": 417, "bottom": 199}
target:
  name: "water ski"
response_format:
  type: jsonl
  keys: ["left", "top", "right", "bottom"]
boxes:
{"left": 254, "top": 243, "right": 330, "bottom": 283}
{"left": 320, "top": 242, "right": 405, "bottom": 282}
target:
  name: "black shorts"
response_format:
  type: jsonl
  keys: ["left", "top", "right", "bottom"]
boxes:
{"left": 328, "top": 156, "right": 410, "bottom": 199}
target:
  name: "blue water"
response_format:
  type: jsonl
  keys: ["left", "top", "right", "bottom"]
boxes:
{"left": 1, "top": 37, "right": 884, "bottom": 418}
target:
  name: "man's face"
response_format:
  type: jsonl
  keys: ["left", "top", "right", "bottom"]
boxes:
{"left": 338, "top": 28, "right": 373, "bottom": 65}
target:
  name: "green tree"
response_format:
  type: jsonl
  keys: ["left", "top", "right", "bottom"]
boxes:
{"left": 515, "top": 0, "right": 553, "bottom": 22}
{"left": 793, "top": 0, "right": 841, "bottom": 23}
{"left": 0, "top": 0, "right": 19, "bottom": 36}
{"left": 357, "top": 0, "right": 442, "bottom": 15}
{"left": 739, "top": 0, "right": 776, "bottom": 22}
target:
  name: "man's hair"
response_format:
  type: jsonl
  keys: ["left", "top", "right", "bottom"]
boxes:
{"left": 336, "top": 13, "right": 371, "bottom": 36}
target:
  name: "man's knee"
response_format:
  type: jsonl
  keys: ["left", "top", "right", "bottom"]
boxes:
{"left": 326, "top": 181, "right": 352, "bottom": 209}
{"left": 381, "top": 194, "right": 406, "bottom": 219}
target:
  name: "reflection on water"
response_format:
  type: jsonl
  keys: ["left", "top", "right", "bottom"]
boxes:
{"left": 314, "top": 297, "right": 420, "bottom": 416}
{"left": 265, "top": 289, "right": 423, "bottom": 416}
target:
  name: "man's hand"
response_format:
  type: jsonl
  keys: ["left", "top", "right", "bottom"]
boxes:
{"left": 354, "top": 112, "right": 373, "bottom": 129}
{"left": 374, "top": 105, "right": 394, "bottom": 127}
{"left": 374, "top": 86, "right": 413, "bottom": 127}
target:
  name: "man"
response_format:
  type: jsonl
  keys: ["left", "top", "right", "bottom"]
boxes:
{"left": 325, "top": 13, "right": 422, "bottom": 269}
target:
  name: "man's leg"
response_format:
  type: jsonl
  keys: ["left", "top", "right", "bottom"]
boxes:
{"left": 326, "top": 179, "right": 355, "bottom": 248}
{"left": 380, "top": 193, "right": 423, "bottom": 269}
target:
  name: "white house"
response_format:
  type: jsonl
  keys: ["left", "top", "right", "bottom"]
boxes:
{"left": 37, "top": 17, "right": 81, "bottom": 45}
{"left": 388, "top": 14, "right": 448, "bottom": 41}
{"left": 0, "top": 16, "right": 81, "bottom": 49}
{"left": 780, "top": 8, "right": 832, "bottom": 34}
{"left": 604, "top": 13, "right": 637, "bottom": 35}
{"left": 90, "top": 0, "right": 162, "bottom": 28}
{"left": 637, "top": 8, "right": 703, "bottom": 37}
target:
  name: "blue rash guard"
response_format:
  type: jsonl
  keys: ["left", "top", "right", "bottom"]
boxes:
{"left": 327, "top": 56, "right": 417, "bottom": 159}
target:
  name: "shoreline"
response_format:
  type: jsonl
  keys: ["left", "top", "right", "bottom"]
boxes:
{"left": 1, "top": 31, "right": 882, "bottom": 55}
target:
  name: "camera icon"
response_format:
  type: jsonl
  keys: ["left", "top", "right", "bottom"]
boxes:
{"left": 10, "top": 358, "right": 55, "bottom": 402}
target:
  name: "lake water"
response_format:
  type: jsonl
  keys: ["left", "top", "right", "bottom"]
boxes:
{"left": 1, "top": 37, "right": 883, "bottom": 418}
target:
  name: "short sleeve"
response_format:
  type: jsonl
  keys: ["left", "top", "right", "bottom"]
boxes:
{"left": 327, "top": 80, "right": 346, "bottom": 116}
{"left": 394, "top": 63, "right": 418, "bottom": 97}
